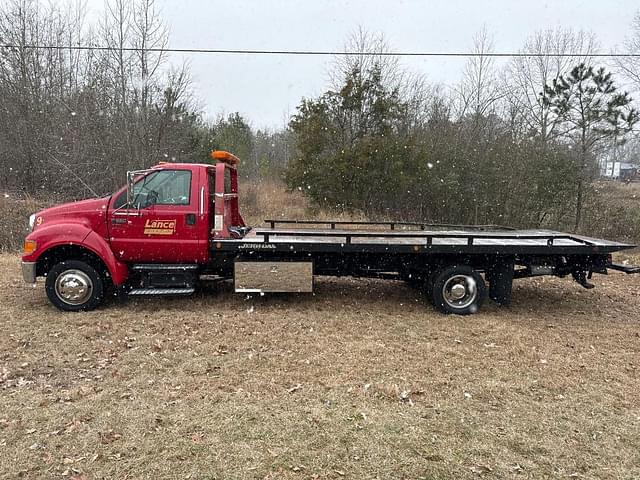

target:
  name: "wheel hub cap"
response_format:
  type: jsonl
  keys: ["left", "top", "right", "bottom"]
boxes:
{"left": 450, "top": 283, "right": 467, "bottom": 300}
{"left": 442, "top": 274, "right": 477, "bottom": 309}
{"left": 55, "top": 269, "right": 93, "bottom": 305}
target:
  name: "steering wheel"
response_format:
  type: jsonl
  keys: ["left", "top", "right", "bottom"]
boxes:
{"left": 146, "top": 190, "right": 159, "bottom": 207}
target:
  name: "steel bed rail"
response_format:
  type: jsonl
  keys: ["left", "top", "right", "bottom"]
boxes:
{"left": 254, "top": 229, "right": 596, "bottom": 247}
{"left": 263, "top": 219, "right": 515, "bottom": 231}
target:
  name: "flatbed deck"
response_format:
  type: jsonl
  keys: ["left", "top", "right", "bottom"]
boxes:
{"left": 205, "top": 219, "right": 639, "bottom": 314}
{"left": 213, "top": 220, "right": 633, "bottom": 256}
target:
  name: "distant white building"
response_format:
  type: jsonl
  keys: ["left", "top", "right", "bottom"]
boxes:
{"left": 602, "top": 162, "right": 638, "bottom": 180}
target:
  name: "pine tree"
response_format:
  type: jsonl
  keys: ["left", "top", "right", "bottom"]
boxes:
{"left": 543, "top": 63, "right": 637, "bottom": 229}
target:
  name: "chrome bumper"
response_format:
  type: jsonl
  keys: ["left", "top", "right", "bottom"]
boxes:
{"left": 22, "top": 262, "right": 36, "bottom": 283}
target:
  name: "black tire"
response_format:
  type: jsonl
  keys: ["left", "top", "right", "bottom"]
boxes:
{"left": 45, "top": 260, "right": 104, "bottom": 311}
{"left": 431, "top": 265, "right": 486, "bottom": 315}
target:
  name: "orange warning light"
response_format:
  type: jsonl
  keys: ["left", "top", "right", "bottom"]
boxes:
{"left": 210, "top": 150, "right": 240, "bottom": 165}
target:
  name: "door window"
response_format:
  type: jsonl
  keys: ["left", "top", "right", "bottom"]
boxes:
{"left": 131, "top": 170, "right": 192, "bottom": 208}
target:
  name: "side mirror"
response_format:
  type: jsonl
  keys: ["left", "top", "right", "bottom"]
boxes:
{"left": 126, "top": 168, "right": 155, "bottom": 209}
{"left": 126, "top": 171, "right": 136, "bottom": 208}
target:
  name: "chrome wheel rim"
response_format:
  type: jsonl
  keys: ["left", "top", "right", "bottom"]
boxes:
{"left": 442, "top": 274, "right": 477, "bottom": 309}
{"left": 54, "top": 269, "right": 93, "bottom": 305}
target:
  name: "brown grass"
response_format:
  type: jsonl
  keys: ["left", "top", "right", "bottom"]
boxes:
{"left": 239, "top": 179, "right": 368, "bottom": 227}
{"left": 240, "top": 179, "right": 310, "bottom": 225}
{"left": 0, "top": 196, "right": 50, "bottom": 252}
{"left": 580, "top": 181, "right": 640, "bottom": 243}
{"left": 2, "top": 178, "right": 640, "bottom": 478}
{"left": 1, "top": 253, "right": 640, "bottom": 479}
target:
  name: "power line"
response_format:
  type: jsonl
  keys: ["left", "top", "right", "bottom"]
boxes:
{"left": 0, "top": 44, "right": 639, "bottom": 57}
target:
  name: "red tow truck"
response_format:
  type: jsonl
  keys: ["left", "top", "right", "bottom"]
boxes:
{"left": 21, "top": 151, "right": 640, "bottom": 315}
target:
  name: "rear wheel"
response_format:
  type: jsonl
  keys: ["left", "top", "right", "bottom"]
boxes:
{"left": 45, "top": 260, "right": 104, "bottom": 311}
{"left": 431, "top": 265, "right": 486, "bottom": 315}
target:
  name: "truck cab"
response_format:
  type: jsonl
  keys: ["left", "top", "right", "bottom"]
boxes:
{"left": 22, "top": 151, "right": 245, "bottom": 311}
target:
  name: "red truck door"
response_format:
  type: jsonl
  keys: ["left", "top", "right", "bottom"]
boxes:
{"left": 108, "top": 167, "right": 208, "bottom": 263}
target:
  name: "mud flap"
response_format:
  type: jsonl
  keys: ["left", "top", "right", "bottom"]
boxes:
{"left": 572, "top": 270, "right": 595, "bottom": 289}
{"left": 487, "top": 258, "right": 514, "bottom": 306}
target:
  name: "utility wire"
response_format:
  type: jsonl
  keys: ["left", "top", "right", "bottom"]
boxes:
{"left": 0, "top": 44, "right": 639, "bottom": 57}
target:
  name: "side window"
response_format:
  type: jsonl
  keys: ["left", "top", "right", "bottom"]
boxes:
{"left": 224, "top": 168, "right": 232, "bottom": 194}
{"left": 133, "top": 170, "right": 192, "bottom": 208}
{"left": 208, "top": 171, "right": 216, "bottom": 198}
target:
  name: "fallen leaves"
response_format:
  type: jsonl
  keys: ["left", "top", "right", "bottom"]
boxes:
{"left": 399, "top": 390, "right": 414, "bottom": 406}
{"left": 151, "top": 339, "right": 162, "bottom": 353}
{"left": 470, "top": 464, "right": 492, "bottom": 475}
{"left": 1, "top": 255, "right": 639, "bottom": 480}
{"left": 98, "top": 430, "right": 121, "bottom": 445}
{"left": 61, "top": 468, "right": 85, "bottom": 479}
{"left": 119, "top": 391, "right": 134, "bottom": 400}
{"left": 213, "top": 345, "right": 229, "bottom": 356}
{"left": 0, "top": 365, "right": 11, "bottom": 384}
{"left": 288, "top": 383, "right": 302, "bottom": 394}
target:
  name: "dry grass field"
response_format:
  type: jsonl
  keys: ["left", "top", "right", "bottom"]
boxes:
{"left": 1, "top": 252, "right": 639, "bottom": 480}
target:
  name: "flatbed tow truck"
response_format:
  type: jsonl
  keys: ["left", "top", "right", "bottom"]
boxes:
{"left": 21, "top": 151, "right": 640, "bottom": 315}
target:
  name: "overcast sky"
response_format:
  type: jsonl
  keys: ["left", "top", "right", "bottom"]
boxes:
{"left": 89, "top": 0, "right": 638, "bottom": 129}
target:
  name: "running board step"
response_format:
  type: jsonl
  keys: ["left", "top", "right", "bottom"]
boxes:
{"left": 131, "top": 264, "right": 199, "bottom": 271}
{"left": 129, "top": 287, "right": 195, "bottom": 296}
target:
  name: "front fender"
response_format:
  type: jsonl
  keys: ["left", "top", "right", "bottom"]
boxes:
{"left": 22, "top": 223, "right": 129, "bottom": 285}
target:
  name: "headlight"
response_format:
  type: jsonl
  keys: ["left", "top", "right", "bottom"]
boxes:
{"left": 28, "top": 214, "right": 36, "bottom": 231}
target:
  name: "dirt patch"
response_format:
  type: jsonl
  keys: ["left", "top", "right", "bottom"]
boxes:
{"left": 1, "top": 254, "right": 639, "bottom": 479}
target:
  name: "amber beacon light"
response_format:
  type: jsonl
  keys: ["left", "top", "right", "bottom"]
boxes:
{"left": 210, "top": 150, "right": 241, "bottom": 165}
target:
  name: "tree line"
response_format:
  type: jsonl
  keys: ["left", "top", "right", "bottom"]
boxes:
{"left": 0, "top": 0, "right": 288, "bottom": 199}
{"left": 286, "top": 28, "right": 639, "bottom": 230}
{"left": 2, "top": 1, "right": 640, "bottom": 234}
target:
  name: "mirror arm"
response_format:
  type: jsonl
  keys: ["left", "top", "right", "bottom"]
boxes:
{"left": 126, "top": 168, "right": 152, "bottom": 210}
{"left": 126, "top": 171, "right": 134, "bottom": 207}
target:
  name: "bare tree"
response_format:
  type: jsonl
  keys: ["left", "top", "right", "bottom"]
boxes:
{"left": 615, "top": 11, "right": 640, "bottom": 92}
{"left": 505, "top": 28, "right": 598, "bottom": 143}
{"left": 0, "top": 0, "right": 207, "bottom": 198}
{"left": 329, "top": 27, "right": 402, "bottom": 93}
{"left": 100, "top": 0, "right": 132, "bottom": 108}
{"left": 455, "top": 26, "right": 503, "bottom": 121}
{"left": 131, "top": 0, "right": 168, "bottom": 110}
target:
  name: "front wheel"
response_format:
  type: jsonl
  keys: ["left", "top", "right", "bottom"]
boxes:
{"left": 45, "top": 260, "right": 104, "bottom": 311}
{"left": 431, "top": 265, "right": 486, "bottom": 315}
